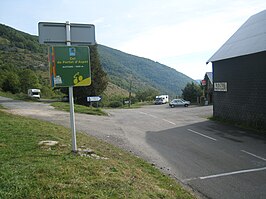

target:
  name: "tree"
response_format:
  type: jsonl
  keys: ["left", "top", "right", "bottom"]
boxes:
{"left": 2, "top": 71, "right": 21, "bottom": 93}
{"left": 19, "top": 69, "right": 40, "bottom": 93}
{"left": 63, "top": 44, "right": 108, "bottom": 105}
{"left": 136, "top": 87, "right": 160, "bottom": 102}
{"left": 182, "top": 82, "right": 202, "bottom": 103}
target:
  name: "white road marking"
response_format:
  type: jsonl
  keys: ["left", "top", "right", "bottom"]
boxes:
{"left": 162, "top": 119, "right": 176, "bottom": 125}
{"left": 138, "top": 111, "right": 148, "bottom": 115}
{"left": 148, "top": 114, "right": 158, "bottom": 118}
{"left": 139, "top": 111, "right": 175, "bottom": 124}
{"left": 187, "top": 129, "right": 217, "bottom": 141}
{"left": 184, "top": 167, "right": 266, "bottom": 182}
{"left": 241, "top": 150, "right": 266, "bottom": 161}
{"left": 200, "top": 167, "right": 266, "bottom": 180}
{"left": 138, "top": 111, "right": 158, "bottom": 118}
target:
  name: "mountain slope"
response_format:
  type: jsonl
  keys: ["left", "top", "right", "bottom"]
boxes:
{"left": 98, "top": 45, "right": 194, "bottom": 96}
{"left": 0, "top": 23, "right": 194, "bottom": 97}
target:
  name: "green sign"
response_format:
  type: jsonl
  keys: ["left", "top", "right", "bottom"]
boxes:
{"left": 48, "top": 46, "right": 91, "bottom": 87}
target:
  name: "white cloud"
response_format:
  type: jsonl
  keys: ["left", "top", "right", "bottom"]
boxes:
{"left": 92, "top": 17, "right": 105, "bottom": 25}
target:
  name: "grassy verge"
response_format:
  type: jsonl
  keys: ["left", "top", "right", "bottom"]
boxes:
{"left": 0, "top": 110, "right": 195, "bottom": 198}
{"left": 129, "top": 101, "right": 154, "bottom": 108}
{"left": 51, "top": 102, "right": 108, "bottom": 116}
{"left": 0, "top": 90, "right": 28, "bottom": 100}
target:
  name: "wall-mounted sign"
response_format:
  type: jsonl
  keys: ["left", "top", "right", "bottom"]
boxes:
{"left": 214, "top": 82, "right": 227, "bottom": 92}
{"left": 49, "top": 46, "right": 91, "bottom": 87}
{"left": 201, "top": 80, "right": 206, "bottom": 86}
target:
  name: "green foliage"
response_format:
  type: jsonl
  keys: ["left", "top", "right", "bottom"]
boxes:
{"left": 40, "top": 86, "right": 57, "bottom": 98}
{"left": 19, "top": 69, "right": 41, "bottom": 93}
{"left": 2, "top": 71, "right": 20, "bottom": 93}
{"left": 136, "top": 88, "right": 160, "bottom": 102}
{"left": 182, "top": 82, "right": 202, "bottom": 103}
{"left": 0, "top": 24, "right": 45, "bottom": 53}
{"left": 98, "top": 45, "right": 195, "bottom": 97}
{"left": 101, "top": 94, "right": 124, "bottom": 108}
{"left": 108, "top": 101, "right": 123, "bottom": 108}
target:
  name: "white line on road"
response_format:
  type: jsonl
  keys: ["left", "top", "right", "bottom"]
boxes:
{"left": 148, "top": 114, "right": 158, "bottom": 118}
{"left": 200, "top": 167, "right": 266, "bottom": 180}
{"left": 162, "top": 119, "right": 176, "bottom": 125}
{"left": 241, "top": 150, "right": 266, "bottom": 161}
{"left": 138, "top": 111, "right": 148, "bottom": 115}
{"left": 187, "top": 129, "right": 217, "bottom": 141}
{"left": 184, "top": 167, "right": 266, "bottom": 182}
{"left": 138, "top": 111, "right": 158, "bottom": 118}
{"left": 139, "top": 111, "right": 175, "bottom": 124}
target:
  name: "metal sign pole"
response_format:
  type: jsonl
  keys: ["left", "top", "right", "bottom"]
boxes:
{"left": 39, "top": 21, "right": 95, "bottom": 153}
{"left": 66, "top": 21, "right": 77, "bottom": 152}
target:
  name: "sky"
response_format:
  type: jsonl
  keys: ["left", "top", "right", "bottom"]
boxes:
{"left": 1, "top": 0, "right": 265, "bottom": 80}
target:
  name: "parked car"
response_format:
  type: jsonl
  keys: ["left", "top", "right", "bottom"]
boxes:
{"left": 169, "top": 99, "right": 190, "bottom": 107}
{"left": 154, "top": 98, "right": 164, "bottom": 105}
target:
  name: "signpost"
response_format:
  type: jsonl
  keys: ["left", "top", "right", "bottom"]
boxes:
{"left": 39, "top": 21, "right": 95, "bottom": 152}
{"left": 87, "top": 96, "right": 102, "bottom": 102}
{"left": 87, "top": 96, "right": 102, "bottom": 108}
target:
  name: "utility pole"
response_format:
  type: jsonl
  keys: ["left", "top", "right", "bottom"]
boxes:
{"left": 128, "top": 79, "right": 132, "bottom": 108}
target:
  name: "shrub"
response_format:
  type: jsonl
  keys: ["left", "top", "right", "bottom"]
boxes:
{"left": 109, "top": 101, "right": 123, "bottom": 108}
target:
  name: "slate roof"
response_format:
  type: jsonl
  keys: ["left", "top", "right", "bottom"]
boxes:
{"left": 207, "top": 10, "right": 266, "bottom": 63}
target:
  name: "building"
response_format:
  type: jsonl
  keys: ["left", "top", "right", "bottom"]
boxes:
{"left": 203, "top": 72, "right": 213, "bottom": 104}
{"left": 207, "top": 10, "right": 266, "bottom": 129}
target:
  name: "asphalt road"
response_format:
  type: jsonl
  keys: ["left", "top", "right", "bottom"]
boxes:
{"left": 1, "top": 96, "right": 265, "bottom": 199}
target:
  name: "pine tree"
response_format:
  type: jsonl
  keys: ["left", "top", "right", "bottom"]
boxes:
{"left": 182, "top": 82, "right": 202, "bottom": 103}
{"left": 73, "top": 44, "right": 108, "bottom": 105}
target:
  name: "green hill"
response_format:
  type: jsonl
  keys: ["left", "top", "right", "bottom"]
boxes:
{"left": 0, "top": 23, "right": 194, "bottom": 97}
{"left": 98, "top": 45, "right": 194, "bottom": 96}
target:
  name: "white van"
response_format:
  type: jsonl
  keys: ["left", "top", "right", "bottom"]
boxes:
{"left": 28, "top": 89, "right": 41, "bottom": 99}
{"left": 155, "top": 95, "right": 169, "bottom": 104}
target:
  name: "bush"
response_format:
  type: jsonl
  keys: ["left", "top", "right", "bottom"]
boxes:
{"left": 109, "top": 101, "right": 123, "bottom": 108}
{"left": 41, "top": 86, "right": 56, "bottom": 98}
{"left": 2, "top": 72, "right": 20, "bottom": 93}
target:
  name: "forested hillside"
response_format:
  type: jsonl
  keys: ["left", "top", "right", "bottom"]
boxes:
{"left": 0, "top": 23, "right": 194, "bottom": 97}
{"left": 98, "top": 45, "right": 194, "bottom": 96}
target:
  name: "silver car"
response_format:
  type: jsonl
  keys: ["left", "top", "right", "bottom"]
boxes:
{"left": 169, "top": 99, "right": 190, "bottom": 108}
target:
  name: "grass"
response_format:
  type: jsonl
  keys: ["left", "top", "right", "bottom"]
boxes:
{"left": 51, "top": 102, "right": 108, "bottom": 116}
{"left": 0, "top": 109, "right": 195, "bottom": 199}
{"left": 0, "top": 90, "right": 40, "bottom": 101}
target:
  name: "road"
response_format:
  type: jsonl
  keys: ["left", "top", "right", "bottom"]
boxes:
{"left": 1, "top": 96, "right": 266, "bottom": 199}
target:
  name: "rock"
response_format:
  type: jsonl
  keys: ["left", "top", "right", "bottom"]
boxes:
{"left": 38, "top": 140, "right": 59, "bottom": 146}
{"left": 77, "top": 148, "right": 94, "bottom": 155}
